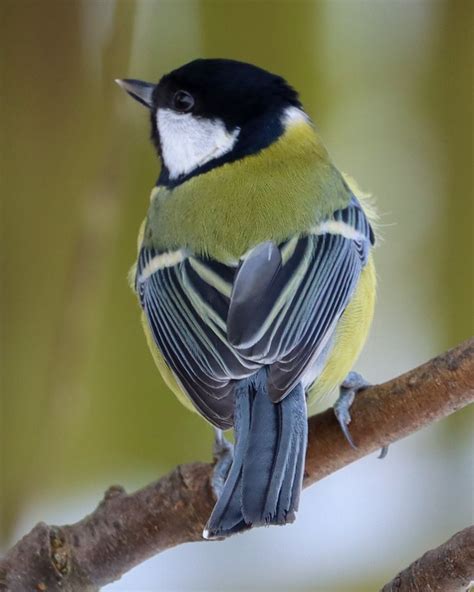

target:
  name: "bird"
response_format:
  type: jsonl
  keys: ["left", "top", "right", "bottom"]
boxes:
{"left": 116, "top": 58, "right": 376, "bottom": 539}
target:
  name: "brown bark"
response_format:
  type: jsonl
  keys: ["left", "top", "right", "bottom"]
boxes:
{"left": 380, "top": 526, "right": 474, "bottom": 592}
{"left": 1, "top": 339, "right": 473, "bottom": 592}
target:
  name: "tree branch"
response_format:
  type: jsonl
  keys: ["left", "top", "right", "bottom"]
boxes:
{"left": 380, "top": 526, "right": 474, "bottom": 592}
{"left": 1, "top": 339, "right": 473, "bottom": 592}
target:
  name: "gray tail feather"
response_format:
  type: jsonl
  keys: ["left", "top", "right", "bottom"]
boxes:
{"left": 204, "top": 370, "right": 307, "bottom": 539}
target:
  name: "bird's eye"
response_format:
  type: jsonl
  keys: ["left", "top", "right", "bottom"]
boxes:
{"left": 172, "top": 90, "right": 194, "bottom": 113}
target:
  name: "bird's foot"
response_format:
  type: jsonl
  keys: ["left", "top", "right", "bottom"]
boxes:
{"left": 211, "top": 428, "right": 234, "bottom": 499}
{"left": 334, "top": 372, "right": 389, "bottom": 458}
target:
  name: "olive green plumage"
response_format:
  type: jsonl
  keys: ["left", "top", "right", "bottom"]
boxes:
{"left": 143, "top": 123, "right": 351, "bottom": 261}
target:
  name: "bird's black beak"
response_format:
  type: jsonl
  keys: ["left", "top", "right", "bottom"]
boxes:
{"left": 115, "top": 79, "right": 155, "bottom": 109}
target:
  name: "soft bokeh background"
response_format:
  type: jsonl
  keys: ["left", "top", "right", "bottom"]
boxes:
{"left": 1, "top": 0, "right": 473, "bottom": 590}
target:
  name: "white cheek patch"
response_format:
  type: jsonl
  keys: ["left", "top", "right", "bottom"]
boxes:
{"left": 157, "top": 109, "right": 240, "bottom": 180}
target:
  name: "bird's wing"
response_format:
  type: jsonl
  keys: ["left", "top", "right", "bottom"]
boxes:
{"left": 227, "top": 196, "right": 374, "bottom": 401}
{"left": 136, "top": 196, "right": 373, "bottom": 425}
{"left": 136, "top": 246, "right": 257, "bottom": 429}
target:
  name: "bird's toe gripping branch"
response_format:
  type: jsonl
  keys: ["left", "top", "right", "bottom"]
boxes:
{"left": 334, "top": 371, "right": 388, "bottom": 458}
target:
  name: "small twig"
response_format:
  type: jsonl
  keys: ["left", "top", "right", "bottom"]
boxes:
{"left": 380, "top": 526, "right": 474, "bottom": 592}
{"left": 0, "top": 339, "right": 473, "bottom": 592}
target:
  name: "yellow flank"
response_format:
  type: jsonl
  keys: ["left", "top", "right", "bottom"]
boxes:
{"left": 307, "top": 254, "right": 376, "bottom": 408}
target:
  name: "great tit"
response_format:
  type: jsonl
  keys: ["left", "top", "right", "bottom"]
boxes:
{"left": 116, "top": 59, "right": 376, "bottom": 539}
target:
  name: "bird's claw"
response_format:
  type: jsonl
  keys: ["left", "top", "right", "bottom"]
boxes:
{"left": 333, "top": 391, "right": 357, "bottom": 449}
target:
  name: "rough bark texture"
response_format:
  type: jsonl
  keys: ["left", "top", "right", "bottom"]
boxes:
{"left": 1, "top": 339, "right": 473, "bottom": 592}
{"left": 380, "top": 526, "right": 474, "bottom": 592}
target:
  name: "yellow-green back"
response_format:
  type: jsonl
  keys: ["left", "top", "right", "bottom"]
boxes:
{"left": 144, "top": 121, "right": 351, "bottom": 261}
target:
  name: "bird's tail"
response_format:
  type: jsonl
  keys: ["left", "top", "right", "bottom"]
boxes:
{"left": 204, "top": 369, "right": 307, "bottom": 539}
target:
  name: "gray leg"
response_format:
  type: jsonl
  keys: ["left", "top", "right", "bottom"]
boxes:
{"left": 211, "top": 428, "right": 234, "bottom": 499}
{"left": 334, "top": 372, "right": 388, "bottom": 458}
{"left": 334, "top": 372, "right": 389, "bottom": 458}
{"left": 334, "top": 371, "right": 369, "bottom": 449}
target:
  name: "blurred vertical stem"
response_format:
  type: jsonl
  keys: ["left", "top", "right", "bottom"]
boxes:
{"left": 2, "top": 0, "right": 86, "bottom": 544}
{"left": 431, "top": 1, "right": 473, "bottom": 344}
{"left": 427, "top": 1, "right": 473, "bottom": 443}
{"left": 38, "top": 0, "right": 137, "bottom": 446}
{"left": 1, "top": 0, "right": 137, "bottom": 543}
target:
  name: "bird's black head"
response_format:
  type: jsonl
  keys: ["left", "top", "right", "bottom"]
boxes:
{"left": 116, "top": 59, "right": 305, "bottom": 188}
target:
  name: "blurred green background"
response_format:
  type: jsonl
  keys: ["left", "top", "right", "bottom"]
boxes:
{"left": 1, "top": 1, "right": 473, "bottom": 590}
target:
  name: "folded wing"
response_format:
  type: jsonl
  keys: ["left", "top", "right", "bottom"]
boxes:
{"left": 227, "top": 197, "right": 374, "bottom": 401}
{"left": 136, "top": 196, "right": 374, "bottom": 426}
